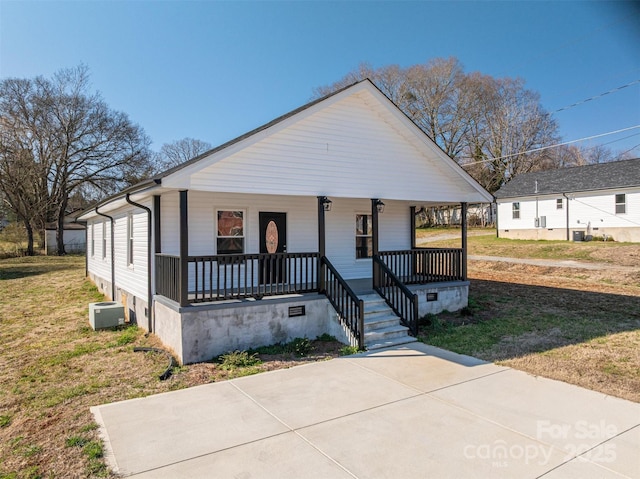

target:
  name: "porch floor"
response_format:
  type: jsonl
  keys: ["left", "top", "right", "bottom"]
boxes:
{"left": 346, "top": 278, "right": 374, "bottom": 295}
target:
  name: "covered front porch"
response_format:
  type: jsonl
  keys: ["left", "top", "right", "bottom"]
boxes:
{"left": 152, "top": 191, "right": 470, "bottom": 354}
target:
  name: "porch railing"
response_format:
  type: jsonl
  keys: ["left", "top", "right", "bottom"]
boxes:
{"left": 155, "top": 252, "right": 318, "bottom": 304}
{"left": 378, "top": 248, "right": 464, "bottom": 284}
{"left": 373, "top": 255, "right": 418, "bottom": 336}
{"left": 320, "top": 256, "right": 365, "bottom": 349}
{"left": 156, "top": 254, "right": 181, "bottom": 302}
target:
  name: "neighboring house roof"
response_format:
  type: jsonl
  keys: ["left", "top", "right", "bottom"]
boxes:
{"left": 494, "top": 158, "right": 640, "bottom": 199}
{"left": 45, "top": 223, "right": 86, "bottom": 231}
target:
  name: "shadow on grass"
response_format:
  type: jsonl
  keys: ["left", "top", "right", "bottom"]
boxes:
{"left": 0, "top": 257, "right": 82, "bottom": 280}
{"left": 418, "top": 279, "right": 640, "bottom": 362}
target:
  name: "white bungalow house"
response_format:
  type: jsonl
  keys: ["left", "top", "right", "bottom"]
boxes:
{"left": 78, "top": 80, "right": 493, "bottom": 364}
{"left": 495, "top": 158, "right": 640, "bottom": 242}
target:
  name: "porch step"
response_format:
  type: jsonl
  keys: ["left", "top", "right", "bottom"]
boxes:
{"left": 366, "top": 335, "right": 418, "bottom": 351}
{"left": 364, "top": 313, "right": 402, "bottom": 332}
{"left": 360, "top": 292, "right": 416, "bottom": 351}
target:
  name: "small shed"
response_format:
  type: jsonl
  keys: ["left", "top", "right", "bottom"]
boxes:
{"left": 45, "top": 221, "right": 86, "bottom": 254}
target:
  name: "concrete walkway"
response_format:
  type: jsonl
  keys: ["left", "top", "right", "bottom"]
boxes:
{"left": 92, "top": 343, "right": 640, "bottom": 478}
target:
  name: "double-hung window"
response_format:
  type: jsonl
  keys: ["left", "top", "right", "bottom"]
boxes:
{"left": 127, "top": 214, "right": 134, "bottom": 266}
{"left": 217, "top": 210, "right": 245, "bottom": 254}
{"left": 556, "top": 198, "right": 563, "bottom": 210}
{"left": 355, "top": 214, "right": 372, "bottom": 259}
{"left": 102, "top": 222, "right": 107, "bottom": 259}
{"left": 91, "top": 223, "right": 95, "bottom": 257}
{"left": 615, "top": 194, "right": 626, "bottom": 214}
{"left": 512, "top": 202, "right": 520, "bottom": 219}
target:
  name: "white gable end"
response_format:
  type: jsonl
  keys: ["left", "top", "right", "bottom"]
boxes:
{"left": 163, "top": 82, "right": 491, "bottom": 203}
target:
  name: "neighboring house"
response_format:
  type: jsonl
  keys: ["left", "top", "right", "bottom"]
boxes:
{"left": 494, "top": 158, "right": 640, "bottom": 242}
{"left": 45, "top": 218, "right": 86, "bottom": 254}
{"left": 77, "top": 80, "right": 492, "bottom": 364}
{"left": 418, "top": 203, "right": 495, "bottom": 227}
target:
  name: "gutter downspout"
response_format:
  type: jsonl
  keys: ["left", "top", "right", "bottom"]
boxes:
{"left": 125, "top": 194, "right": 154, "bottom": 333}
{"left": 563, "top": 193, "right": 570, "bottom": 241}
{"left": 95, "top": 207, "right": 116, "bottom": 300}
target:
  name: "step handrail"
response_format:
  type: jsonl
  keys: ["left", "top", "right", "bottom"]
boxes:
{"left": 373, "top": 255, "right": 419, "bottom": 336}
{"left": 319, "top": 256, "right": 364, "bottom": 349}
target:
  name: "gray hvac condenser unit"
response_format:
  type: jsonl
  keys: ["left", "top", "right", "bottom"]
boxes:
{"left": 89, "top": 302, "right": 125, "bottom": 330}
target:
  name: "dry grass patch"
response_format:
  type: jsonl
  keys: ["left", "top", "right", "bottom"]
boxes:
{"left": 0, "top": 256, "right": 343, "bottom": 478}
{"left": 419, "top": 258, "right": 640, "bottom": 403}
{"left": 418, "top": 228, "right": 638, "bottom": 266}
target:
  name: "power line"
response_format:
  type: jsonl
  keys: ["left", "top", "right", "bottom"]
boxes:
{"left": 553, "top": 79, "right": 640, "bottom": 113}
{"left": 460, "top": 125, "right": 640, "bottom": 167}
{"left": 617, "top": 143, "right": 640, "bottom": 158}
{"left": 572, "top": 198, "right": 640, "bottom": 227}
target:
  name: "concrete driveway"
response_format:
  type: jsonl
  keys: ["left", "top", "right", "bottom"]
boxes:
{"left": 92, "top": 343, "right": 640, "bottom": 478}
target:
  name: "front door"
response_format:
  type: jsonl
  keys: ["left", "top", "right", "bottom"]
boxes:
{"left": 259, "top": 212, "right": 287, "bottom": 285}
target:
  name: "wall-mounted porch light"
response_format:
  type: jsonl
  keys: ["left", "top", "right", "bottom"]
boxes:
{"left": 374, "top": 199, "right": 385, "bottom": 214}
{"left": 320, "top": 196, "right": 332, "bottom": 212}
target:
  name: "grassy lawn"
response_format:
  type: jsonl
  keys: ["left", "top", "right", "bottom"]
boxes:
{"left": 0, "top": 256, "right": 343, "bottom": 478}
{"left": 417, "top": 227, "right": 640, "bottom": 266}
{"left": 417, "top": 238, "right": 640, "bottom": 402}
{"left": 1, "top": 242, "right": 639, "bottom": 476}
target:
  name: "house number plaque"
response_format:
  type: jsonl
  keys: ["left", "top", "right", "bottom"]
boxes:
{"left": 266, "top": 220, "right": 278, "bottom": 254}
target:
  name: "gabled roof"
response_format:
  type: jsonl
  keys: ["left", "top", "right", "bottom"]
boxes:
{"left": 494, "top": 158, "right": 640, "bottom": 199}
{"left": 79, "top": 79, "right": 492, "bottom": 219}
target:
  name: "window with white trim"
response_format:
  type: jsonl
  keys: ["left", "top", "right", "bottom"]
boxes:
{"left": 127, "top": 214, "right": 134, "bottom": 266}
{"left": 556, "top": 198, "right": 563, "bottom": 210}
{"left": 216, "top": 210, "right": 245, "bottom": 254}
{"left": 102, "top": 221, "right": 107, "bottom": 259}
{"left": 512, "top": 202, "right": 520, "bottom": 219}
{"left": 615, "top": 194, "right": 626, "bottom": 214}
{"left": 355, "top": 214, "right": 372, "bottom": 259}
{"left": 91, "top": 223, "right": 95, "bottom": 257}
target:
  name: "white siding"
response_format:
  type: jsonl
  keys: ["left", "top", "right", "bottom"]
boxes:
{"left": 498, "top": 187, "right": 640, "bottom": 240}
{"left": 326, "top": 198, "right": 410, "bottom": 279}
{"left": 87, "top": 219, "right": 112, "bottom": 287}
{"left": 108, "top": 206, "right": 148, "bottom": 301}
{"left": 157, "top": 192, "right": 413, "bottom": 280}
{"left": 159, "top": 192, "right": 318, "bottom": 256}
{"left": 498, "top": 196, "right": 566, "bottom": 231}
{"left": 571, "top": 189, "right": 640, "bottom": 228}
{"left": 163, "top": 87, "right": 490, "bottom": 204}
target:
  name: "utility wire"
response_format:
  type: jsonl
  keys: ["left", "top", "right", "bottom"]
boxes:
{"left": 571, "top": 198, "right": 640, "bottom": 227}
{"left": 617, "top": 142, "right": 640, "bottom": 158}
{"left": 553, "top": 79, "right": 640, "bottom": 113}
{"left": 461, "top": 125, "right": 640, "bottom": 167}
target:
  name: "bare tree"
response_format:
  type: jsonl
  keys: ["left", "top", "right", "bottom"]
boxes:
{"left": 0, "top": 65, "right": 151, "bottom": 255}
{"left": 314, "top": 59, "right": 560, "bottom": 193}
{"left": 154, "top": 137, "right": 212, "bottom": 172}
{"left": 463, "top": 77, "right": 559, "bottom": 192}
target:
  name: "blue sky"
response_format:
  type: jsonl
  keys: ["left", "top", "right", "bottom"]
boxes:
{"left": 1, "top": 1, "right": 639, "bottom": 159}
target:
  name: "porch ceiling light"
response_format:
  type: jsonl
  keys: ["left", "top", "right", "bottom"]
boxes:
{"left": 320, "top": 196, "right": 332, "bottom": 212}
{"left": 375, "top": 199, "right": 385, "bottom": 213}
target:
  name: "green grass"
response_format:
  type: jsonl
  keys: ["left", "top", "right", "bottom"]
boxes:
{"left": 339, "top": 345, "right": 360, "bottom": 356}
{"left": 218, "top": 350, "right": 262, "bottom": 370}
{"left": 247, "top": 337, "right": 315, "bottom": 357}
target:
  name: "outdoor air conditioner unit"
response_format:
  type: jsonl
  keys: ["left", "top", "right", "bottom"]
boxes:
{"left": 89, "top": 302, "right": 125, "bottom": 330}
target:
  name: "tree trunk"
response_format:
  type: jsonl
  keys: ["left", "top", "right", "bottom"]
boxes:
{"left": 56, "top": 198, "right": 67, "bottom": 255}
{"left": 24, "top": 220, "right": 34, "bottom": 256}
